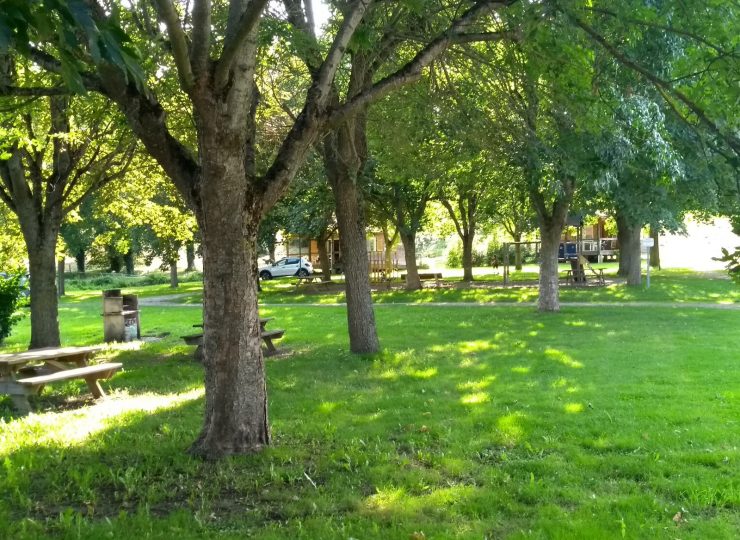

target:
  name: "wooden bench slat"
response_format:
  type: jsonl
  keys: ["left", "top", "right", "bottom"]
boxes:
{"left": 261, "top": 329, "right": 285, "bottom": 339}
{"left": 0, "top": 345, "right": 104, "bottom": 366}
{"left": 17, "top": 363, "right": 122, "bottom": 385}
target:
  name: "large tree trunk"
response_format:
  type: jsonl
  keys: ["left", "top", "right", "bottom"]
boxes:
{"left": 649, "top": 227, "right": 661, "bottom": 269}
{"left": 169, "top": 261, "right": 179, "bottom": 288}
{"left": 538, "top": 222, "right": 563, "bottom": 312}
{"left": 617, "top": 212, "right": 642, "bottom": 286}
{"left": 401, "top": 231, "right": 421, "bottom": 290}
{"left": 189, "top": 145, "right": 269, "bottom": 459}
{"left": 26, "top": 234, "right": 61, "bottom": 348}
{"left": 322, "top": 79, "right": 379, "bottom": 353}
{"left": 123, "top": 250, "right": 135, "bottom": 275}
{"left": 316, "top": 234, "right": 332, "bottom": 282}
{"left": 186, "top": 242, "right": 196, "bottom": 272}
{"left": 461, "top": 234, "right": 474, "bottom": 282}
{"left": 329, "top": 172, "right": 380, "bottom": 353}
{"left": 75, "top": 250, "right": 86, "bottom": 273}
{"left": 109, "top": 251, "right": 122, "bottom": 273}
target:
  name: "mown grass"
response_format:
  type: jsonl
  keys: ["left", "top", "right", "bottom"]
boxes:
{"left": 1, "top": 284, "right": 739, "bottom": 538}
{"left": 167, "top": 267, "right": 739, "bottom": 306}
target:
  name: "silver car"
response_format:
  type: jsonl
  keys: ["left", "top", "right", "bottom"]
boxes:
{"left": 259, "top": 257, "right": 313, "bottom": 280}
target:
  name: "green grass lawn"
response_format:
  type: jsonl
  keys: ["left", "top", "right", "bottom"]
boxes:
{"left": 1, "top": 278, "right": 739, "bottom": 538}
{"left": 168, "top": 268, "right": 740, "bottom": 306}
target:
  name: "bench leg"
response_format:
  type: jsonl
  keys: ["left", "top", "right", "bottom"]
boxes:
{"left": 84, "top": 377, "right": 106, "bottom": 399}
{"left": 194, "top": 345, "right": 204, "bottom": 363}
{"left": 262, "top": 338, "right": 277, "bottom": 356}
{"left": 10, "top": 394, "right": 32, "bottom": 415}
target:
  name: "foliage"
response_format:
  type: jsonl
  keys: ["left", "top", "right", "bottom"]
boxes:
{"left": 715, "top": 247, "right": 740, "bottom": 284}
{"left": 64, "top": 270, "right": 203, "bottom": 291}
{"left": 0, "top": 204, "right": 25, "bottom": 271}
{"left": 0, "top": 272, "right": 24, "bottom": 343}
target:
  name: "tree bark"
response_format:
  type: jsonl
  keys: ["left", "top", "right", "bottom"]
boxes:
{"left": 26, "top": 235, "right": 61, "bottom": 348}
{"left": 186, "top": 242, "right": 196, "bottom": 271}
{"left": 461, "top": 234, "right": 474, "bottom": 282}
{"left": 649, "top": 227, "right": 661, "bottom": 269}
{"left": 189, "top": 143, "right": 269, "bottom": 459}
{"left": 75, "top": 250, "right": 86, "bottom": 273}
{"left": 169, "top": 260, "right": 179, "bottom": 288}
{"left": 400, "top": 231, "right": 421, "bottom": 290}
{"left": 315, "top": 233, "right": 333, "bottom": 282}
{"left": 321, "top": 60, "right": 380, "bottom": 354}
{"left": 616, "top": 211, "right": 642, "bottom": 286}
{"left": 538, "top": 221, "right": 563, "bottom": 312}
{"left": 328, "top": 171, "right": 380, "bottom": 353}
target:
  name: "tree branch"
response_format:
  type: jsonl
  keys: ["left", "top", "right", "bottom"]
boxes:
{"left": 153, "top": 0, "right": 195, "bottom": 92}
{"left": 0, "top": 86, "right": 71, "bottom": 96}
{"left": 215, "top": 0, "right": 269, "bottom": 89}
{"left": 190, "top": 0, "right": 212, "bottom": 77}
{"left": 326, "top": 2, "right": 517, "bottom": 127}
{"left": 565, "top": 9, "right": 740, "bottom": 157}
{"left": 312, "top": 0, "right": 373, "bottom": 105}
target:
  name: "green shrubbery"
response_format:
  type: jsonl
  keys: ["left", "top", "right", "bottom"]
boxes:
{"left": 0, "top": 273, "right": 25, "bottom": 343}
{"left": 446, "top": 240, "right": 540, "bottom": 268}
{"left": 64, "top": 271, "right": 203, "bottom": 291}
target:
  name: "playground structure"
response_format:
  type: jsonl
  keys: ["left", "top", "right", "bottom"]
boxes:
{"left": 502, "top": 216, "right": 615, "bottom": 286}
{"left": 368, "top": 251, "right": 399, "bottom": 284}
{"left": 502, "top": 241, "right": 541, "bottom": 285}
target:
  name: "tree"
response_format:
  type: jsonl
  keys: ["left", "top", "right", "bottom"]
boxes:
{"left": 368, "top": 85, "right": 442, "bottom": 289}
{"left": 0, "top": 68, "right": 133, "bottom": 347}
{"left": 2, "top": 0, "right": 518, "bottom": 457}
{"left": 278, "top": 153, "right": 336, "bottom": 282}
{"left": 484, "top": 162, "right": 536, "bottom": 271}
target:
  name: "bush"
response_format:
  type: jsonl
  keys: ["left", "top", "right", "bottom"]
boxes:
{"left": 65, "top": 271, "right": 203, "bottom": 291}
{"left": 447, "top": 243, "right": 462, "bottom": 268}
{"left": 0, "top": 274, "right": 25, "bottom": 344}
{"left": 446, "top": 241, "right": 489, "bottom": 268}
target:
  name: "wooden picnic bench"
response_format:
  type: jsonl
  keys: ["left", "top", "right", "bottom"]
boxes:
{"left": 293, "top": 275, "right": 331, "bottom": 291}
{"left": 564, "top": 268, "right": 605, "bottom": 286}
{"left": 183, "top": 318, "right": 285, "bottom": 360}
{"left": 0, "top": 346, "right": 121, "bottom": 414}
{"left": 401, "top": 272, "right": 443, "bottom": 288}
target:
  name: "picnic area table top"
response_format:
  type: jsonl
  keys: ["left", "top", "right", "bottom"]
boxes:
{"left": 0, "top": 345, "right": 105, "bottom": 366}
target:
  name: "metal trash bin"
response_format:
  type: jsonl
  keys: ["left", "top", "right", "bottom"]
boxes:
{"left": 102, "top": 290, "right": 140, "bottom": 342}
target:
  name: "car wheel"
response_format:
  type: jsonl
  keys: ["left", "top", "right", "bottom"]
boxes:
{"left": 260, "top": 270, "right": 272, "bottom": 280}
{"left": 297, "top": 268, "right": 309, "bottom": 277}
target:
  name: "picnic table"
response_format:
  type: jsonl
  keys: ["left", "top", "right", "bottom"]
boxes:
{"left": 0, "top": 345, "right": 121, "bottom": 414}
{"left": 293, "top": 275, "right": 331, "bottom": 291}
{"left": 183, "top": 318, "right": 285, "bottom": 360}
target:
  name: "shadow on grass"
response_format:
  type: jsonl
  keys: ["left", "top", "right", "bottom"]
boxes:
{"left": 2, "top": 305, "right": 739, "bottom": 538}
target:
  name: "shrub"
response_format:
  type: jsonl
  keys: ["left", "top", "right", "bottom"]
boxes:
{"left": 0, "top": 273, "right": 25, "bottom": 343}
{"left": 447, "top": 242, "right": 462, "bottom": 268}
{"left": 446, "top": 241, "right": 489, "bottom": 268}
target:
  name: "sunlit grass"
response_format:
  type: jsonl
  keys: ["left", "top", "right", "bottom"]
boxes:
{"left": 0, "top": 278, "right": 738, "bottom": 538}
{"left": 141, "top": 267, "right": 740, "bottom": 307}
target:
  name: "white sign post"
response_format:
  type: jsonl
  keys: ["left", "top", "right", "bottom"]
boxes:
{"left": 641, "top": 238, "right": 655, "bottom": 288}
